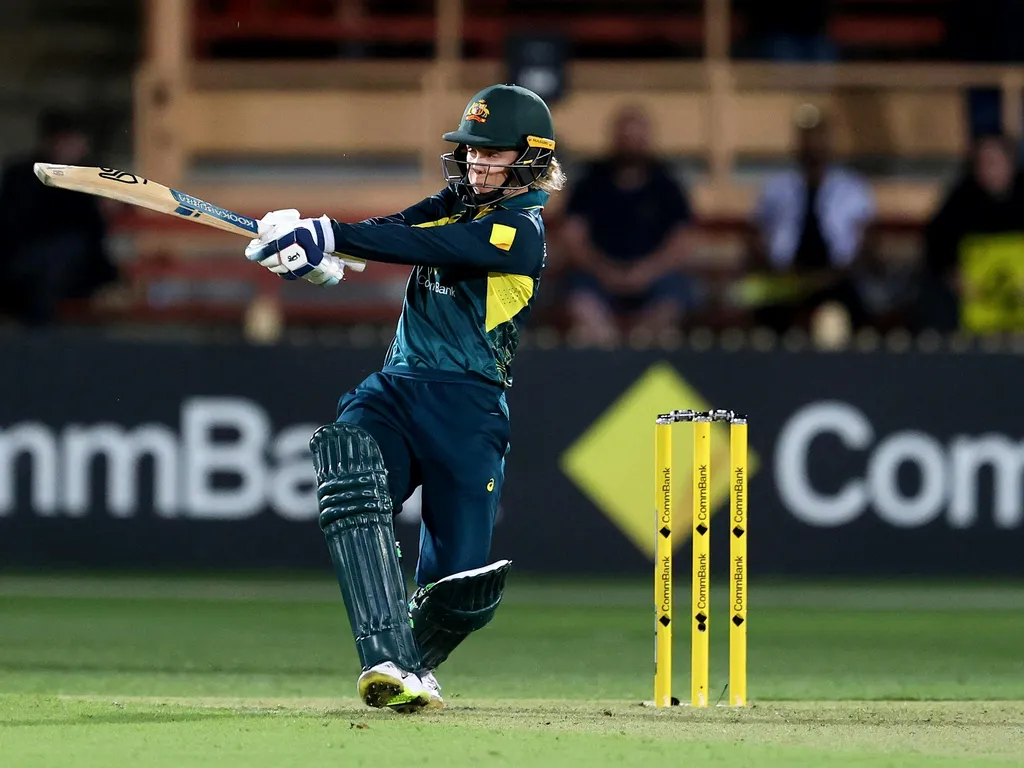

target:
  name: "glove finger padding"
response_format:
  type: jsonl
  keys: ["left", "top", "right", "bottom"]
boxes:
{"left": 243, "top": 212, "right": 344, "bottom": 286}
{"left": 246, "top": 221, "right": 343, "bottom": 285}
{"left": 301, "top": 254, "right": 346, "bottom": 286}
{"left": 257, "top": 208, "right": 301, "bottom": 240}
{"left": 268, "top": 228, "right": 323, "bottom": 281}
{"left": 245, "top": 215, "right": 332, "bottom": 260}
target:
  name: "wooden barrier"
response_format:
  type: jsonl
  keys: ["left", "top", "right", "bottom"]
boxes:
{"left": 135, "top": 0, "right": 1024, "bottom": 220}
{"left": 175, "top": 87, "right": 967, "bottom": 159}
{"left": 136, "top": 56, "right": 1021, "bottom": 217}
{"left": 158, "top": 172, "right": 940, "bottom": 227}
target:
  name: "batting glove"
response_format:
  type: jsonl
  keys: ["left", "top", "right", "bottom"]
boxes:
{"left": 244, "top": 210, "right": 345, "bottom": 287}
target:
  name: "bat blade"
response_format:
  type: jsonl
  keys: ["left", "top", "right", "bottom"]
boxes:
{"left": 33, "top": 163, "right": 366, "bottom": 272}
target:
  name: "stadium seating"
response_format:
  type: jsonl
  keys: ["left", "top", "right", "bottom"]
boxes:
{"left": 111, "top": 0, "right": 1021, "bottom": 330}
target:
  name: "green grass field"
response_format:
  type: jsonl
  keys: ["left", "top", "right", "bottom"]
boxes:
{"left": 1, "top": 574, "right": 1023, "bottom": 767}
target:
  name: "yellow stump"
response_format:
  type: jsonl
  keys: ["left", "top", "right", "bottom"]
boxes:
{"left": 730, "top": 419, "right": 748, "bottom": 707}
{"left": 654, "top": 420, "right": 673, "bottom": 707}
{"left": 691, "top": 416, "right": 711, "bottom": 708}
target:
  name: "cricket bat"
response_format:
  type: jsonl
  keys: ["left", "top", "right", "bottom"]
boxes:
{"left": 33, "top": 163, "right": 367, "bottom": 272}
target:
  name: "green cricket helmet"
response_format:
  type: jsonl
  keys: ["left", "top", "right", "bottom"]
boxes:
{"left": 441, "top": 84, "right": 556, "bottom": 208}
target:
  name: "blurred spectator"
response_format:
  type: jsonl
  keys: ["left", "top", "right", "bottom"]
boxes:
{"left": 742, "top": 0, "right": 837, "bottom": 62}
{"left": 747, "top": 105, "right": 876, "bottom": 332}
{"left": 920, "top": 133, "right": 1024, "bottom": 332}
{"left": 0, "top": 110, "right": 118, "bottom": 327}
{"left": 560, "top": 106, "right": 694, "bottom": 344}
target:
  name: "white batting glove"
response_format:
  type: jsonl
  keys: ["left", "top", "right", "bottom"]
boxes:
{"left": 244, "top": 211, "right": 344, "bottom": 287}
{"left": 249, "top": 209, "right": 337, "bottom": 253}
{"left": 255, "top": 209, "right": 302, "bottom": 241}
{"left": 248, "top": 208, "right": 366, "bottom": 272}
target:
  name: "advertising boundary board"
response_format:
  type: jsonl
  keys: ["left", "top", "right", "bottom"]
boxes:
{"left": 1, "top": 335, "right": 1021, "bottom": 577}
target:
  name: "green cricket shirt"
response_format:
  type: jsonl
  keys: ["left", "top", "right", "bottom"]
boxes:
{"left": 329, "top": 187, "right": 549, "bottom": 389}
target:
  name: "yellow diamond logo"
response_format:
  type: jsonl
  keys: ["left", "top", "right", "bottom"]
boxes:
{"left": 560, "top": 362, "right": 759, "bottom": 559}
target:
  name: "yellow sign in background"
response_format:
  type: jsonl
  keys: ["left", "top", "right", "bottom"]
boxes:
{"left": 960, "top": 233, "right": 1024, "bottom": 332}
{"left": 560, "top": 362, "right": 759, "bottom": 559}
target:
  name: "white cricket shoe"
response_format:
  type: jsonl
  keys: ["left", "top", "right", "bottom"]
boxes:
{"left": 357, "top": 661, "right": 430, "bottom": 713}
{"left": 421, "top": 670, "right": 446, "bottom": 710}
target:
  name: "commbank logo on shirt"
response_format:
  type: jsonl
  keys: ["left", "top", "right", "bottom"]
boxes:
{"left": 418, "top": 269, "right": 455, "bottom": 297}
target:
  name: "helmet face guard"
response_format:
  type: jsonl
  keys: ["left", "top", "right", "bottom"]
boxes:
{"left": 441, "top": 141, "right": 554, "bottom": 209}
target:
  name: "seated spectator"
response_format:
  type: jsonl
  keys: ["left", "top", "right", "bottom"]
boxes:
{"left": 747, "top": 105, "right": 877, "bottom": 332}
{"left": 920, "top": 133, "right": 1024, "bottom": 333}
{"left": 560, "top": 106, "right": 694, "bottom": 344}
{"left": 0, "top": 110, "right": 118, "bottom": 327}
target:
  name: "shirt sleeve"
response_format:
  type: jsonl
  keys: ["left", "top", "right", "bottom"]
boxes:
{"left": 356, "top": 188, "right": 455, "bottom": 227}
{"left": 330, "top": 208, "right": 544, "bottom": 275}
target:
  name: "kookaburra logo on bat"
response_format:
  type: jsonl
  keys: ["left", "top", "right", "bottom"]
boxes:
{"left": 98, "top": 168, "right": 147, "bottom": 185}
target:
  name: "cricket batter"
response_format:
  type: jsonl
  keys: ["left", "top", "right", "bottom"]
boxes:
{"left": 244, "top": 84, "right": 565, "bottom": 712}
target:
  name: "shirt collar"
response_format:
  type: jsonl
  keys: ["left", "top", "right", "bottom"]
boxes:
{"left": 466, "top": 189, "right": 550, "bottom": 220}
{"left": 498, "top": 188, "right": 549, "bottom": 210}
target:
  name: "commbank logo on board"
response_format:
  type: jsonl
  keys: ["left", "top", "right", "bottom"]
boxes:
{"left": 560, "top": 362, "right": 761, "bottom": 559}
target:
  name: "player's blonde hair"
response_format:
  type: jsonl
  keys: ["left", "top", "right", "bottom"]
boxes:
{"left": 533, "top": 156, "right": 567, "bottom": 194}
